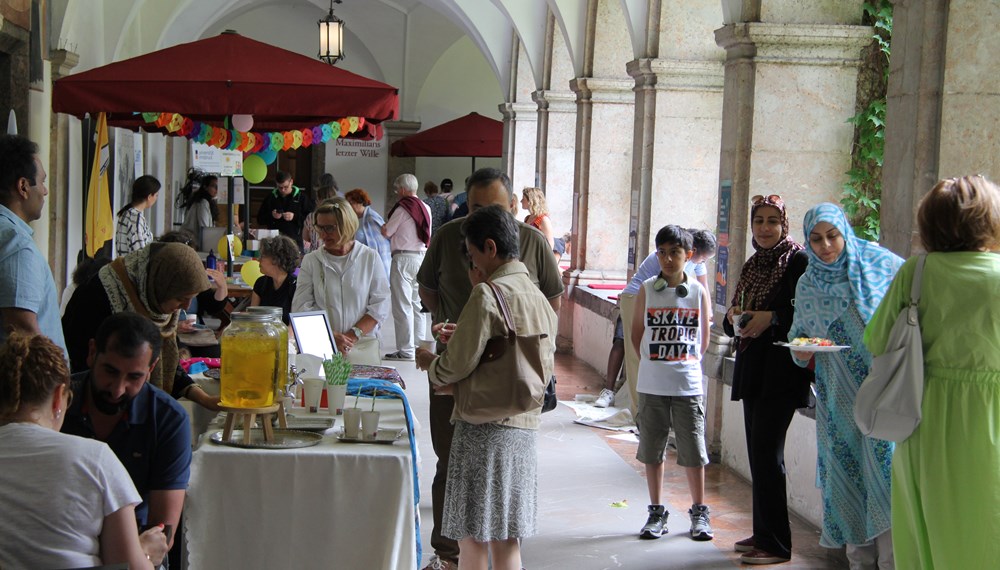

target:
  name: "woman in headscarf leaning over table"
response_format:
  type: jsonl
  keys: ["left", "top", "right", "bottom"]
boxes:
{"left": 62, "top": 242, "right": 218, "bottom": 408}
{"left": 788, "top": 203, "right": 902, "bottom": 569}
{"left": 864, "top": 175, "right": 1000, "bottom": 570}
{"left": 415, "top": 205, "right": 558, "bottom": 570}
{"left": 722, "top": 194, "right": 813, "bottom": 565}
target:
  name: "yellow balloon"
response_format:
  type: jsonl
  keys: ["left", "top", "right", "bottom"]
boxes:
{"left": 217, "top": 235, "right": 243, "bottom": 258}
{"left": 240, "top": 259, "right": 263, "bottom": 287}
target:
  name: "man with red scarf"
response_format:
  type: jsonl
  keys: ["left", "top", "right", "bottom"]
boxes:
{"left": 382, "top": 173, "right": 432, "bottom": 360}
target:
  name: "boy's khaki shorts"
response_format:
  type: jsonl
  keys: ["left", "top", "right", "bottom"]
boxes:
{"left": 635, "top": 392, "right": 709, "bottom": 467}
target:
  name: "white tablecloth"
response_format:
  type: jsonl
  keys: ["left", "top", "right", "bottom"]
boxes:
{"left": 184, "top": 398, "right": 417, "bottom": 569}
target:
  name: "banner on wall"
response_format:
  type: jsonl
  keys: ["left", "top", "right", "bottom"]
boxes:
{"left": 714, "top": 180, "right": 732, "bottom": 312}
{"left": 215, "top": 177, "right": 245, "bottom": 205}
{"left": 329, "top": 137, "right": 389, "bottom": 214}
{"left": 85, "top": 113, "right": 112, "bottom": 257}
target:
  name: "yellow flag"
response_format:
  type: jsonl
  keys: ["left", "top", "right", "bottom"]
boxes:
{"left": 84, "top": 112, "right": 112, "bottom": 257}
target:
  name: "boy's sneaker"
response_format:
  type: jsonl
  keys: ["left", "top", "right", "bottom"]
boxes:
{"left": 594, "top": 389, "right": 615, "bottom": 408}
{"left": 639, "top": 504, "right": 667, "bottom": 539}
{"left": 688, "top": 504, "right": 714, "bottom": 541}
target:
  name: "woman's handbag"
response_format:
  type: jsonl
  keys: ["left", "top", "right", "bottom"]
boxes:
{"left": 345, "top": 335, "right": 381, "bottom": 367}
{"left": 853, "top": 254, "right": 926, "bottom": 442}
{"left": 542, "top": 376, "right": 557, "bottom": 413}
{"left": 452, "top": 281, "right": 553, "bottom": 424}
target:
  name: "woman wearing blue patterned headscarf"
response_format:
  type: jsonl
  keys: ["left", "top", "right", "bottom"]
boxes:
{"left": 788, "top": 203, "right": 902, "bottom": 568}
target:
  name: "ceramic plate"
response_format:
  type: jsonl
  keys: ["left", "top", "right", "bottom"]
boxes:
{"left": 209, "top": 429, "right": 323, "bottom": 449}
{"left": 774, "top": 342, "right": 850, "bottom": 353}
{"left": 337, "top": 428, "right": 404, "bottom": 445}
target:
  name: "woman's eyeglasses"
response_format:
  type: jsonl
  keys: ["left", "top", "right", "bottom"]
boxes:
{"left": 316, "top": 225, "right": 340, "bottom": 235}
{"left": 751, "top": 194, "right": 784, "bottom": 207}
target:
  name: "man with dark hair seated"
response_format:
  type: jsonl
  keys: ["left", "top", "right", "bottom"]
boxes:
{"left": 62, "top": 312, "right": 192, "bottom": 568}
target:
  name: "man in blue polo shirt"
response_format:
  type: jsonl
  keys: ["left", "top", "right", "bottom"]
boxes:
{"left": 0, "top": 134, "right": 66, "bottom": 354}
{"left": 62, "top": 313, "right": 191, "bottom": 561}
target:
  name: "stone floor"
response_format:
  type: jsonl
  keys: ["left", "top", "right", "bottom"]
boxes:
{"left": 394, "top": 346, "right": 849, "bottom": 569}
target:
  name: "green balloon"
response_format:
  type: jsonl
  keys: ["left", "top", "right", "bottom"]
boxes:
{"left": 243, "top": 154, "right": 267, "bottom": 184}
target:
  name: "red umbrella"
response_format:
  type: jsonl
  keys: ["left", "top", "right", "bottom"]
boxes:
{"left": 391, "top": 112, "right": 502, "bottom": 158}
{"left": 52, "top": 30, "right": 398, "bottom": 131}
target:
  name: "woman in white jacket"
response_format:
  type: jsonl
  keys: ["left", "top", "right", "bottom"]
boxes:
{"left": 292, "top": 198, "right": 390, "bottom": 363}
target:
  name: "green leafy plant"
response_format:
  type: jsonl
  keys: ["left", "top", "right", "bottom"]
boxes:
{"left": 322, "top": 354, "right": 352, "bottom": 386}
{"left": 842, "top": 1, "right": 892, "bottom": 242}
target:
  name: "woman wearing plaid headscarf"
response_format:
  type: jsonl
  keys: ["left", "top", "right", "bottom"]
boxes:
{"left": 723, "top": 194, "right": 813, "bottom": 565}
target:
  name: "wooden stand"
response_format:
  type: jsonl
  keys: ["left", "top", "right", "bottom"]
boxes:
{"left": 220, "top": 403, "right": 282, "bottom": 445}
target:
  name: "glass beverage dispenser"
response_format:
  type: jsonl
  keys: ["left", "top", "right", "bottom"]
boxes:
{"left": 220, "top": 312, "right": 282, "bottom": 408}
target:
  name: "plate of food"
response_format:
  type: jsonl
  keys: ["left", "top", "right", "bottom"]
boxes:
{"left": 774, "top": 338, "right": 850, "bottom": 352}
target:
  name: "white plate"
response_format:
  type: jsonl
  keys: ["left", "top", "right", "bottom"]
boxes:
{"left": 774, "top": 342, "right": 850, "bottom": 353}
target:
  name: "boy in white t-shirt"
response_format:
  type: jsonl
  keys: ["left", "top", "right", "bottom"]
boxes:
{"left": 597, "top": 229, "right": 716, "bottom": 408}
{"left": 630, "top": 225, "right": 713, "bottom": 541}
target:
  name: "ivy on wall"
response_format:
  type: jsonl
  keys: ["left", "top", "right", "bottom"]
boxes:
{"left": 843, "top": 1, "right": 892, "bottom": 241}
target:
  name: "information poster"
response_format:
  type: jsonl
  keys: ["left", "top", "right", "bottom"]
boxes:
{"left": 715, "top": 180, "right": 732, "bottom": 312}
{"left": 191, "top": 143, "right": 243, "bottom": 177}
{"left": 214, "top": 177, "right": 245, "bottom": 205}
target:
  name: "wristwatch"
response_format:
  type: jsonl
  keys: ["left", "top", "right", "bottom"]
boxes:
{"left": 350, "top": 326, "right": 363, "bottom": 339}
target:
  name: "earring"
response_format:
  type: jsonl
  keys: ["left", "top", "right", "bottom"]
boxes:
{"left": 54, "top": 408, "right": 62, "bottom": 421}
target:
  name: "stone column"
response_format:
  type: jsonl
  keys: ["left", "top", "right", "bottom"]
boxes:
{"left": 707, "top": 19, "right": 871, "bottom": 459}
{"left": 384, "top": 120, "right": 421, "bottom": 200}
{"left": 498, "top": 102, "right": 538, "bottom": 196}
{"left": 567, "top": 77, "right": 635, "bottom": 280}
{"left": 625, "top": 59, "right": 724, "bottom": 267}
{"left": 48, "top": 48, "right": 79, "bottom": 289}
{"left": 532, "top": 89, "right": 576, "bottom": 239}
{"left": 713, "top": 22, "right": 872, "bottom": 319}
{"left": 881, "top": 0, "right": 1000, "bottom": 256}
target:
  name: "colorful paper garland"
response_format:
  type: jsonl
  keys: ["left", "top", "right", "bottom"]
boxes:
{"left": 140, "top": 111, "right": 365, "bottom": 152}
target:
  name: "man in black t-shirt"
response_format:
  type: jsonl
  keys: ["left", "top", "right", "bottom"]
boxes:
{"left": 256, "top": 170, "right": 311, "bottom": 250}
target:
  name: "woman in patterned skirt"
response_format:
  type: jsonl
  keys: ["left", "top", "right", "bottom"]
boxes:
{"left": 789, "top": 203, "right": 902, "bottom": 568}
{"left": 416, "top": 205, "right": 557, "bottom": 570}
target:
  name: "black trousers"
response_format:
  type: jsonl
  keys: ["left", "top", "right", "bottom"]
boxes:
{"left": 428, "top": 384, "right": 460, "bottom": 563}
{"left": 742, "top": 391, "right": 799, "bottom": 559}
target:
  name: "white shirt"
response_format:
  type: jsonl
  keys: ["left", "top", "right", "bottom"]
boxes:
{"left": 636, "top": 278, "right": 705, "bottom": 396}
{"left": 0, "top": 423, "right": 140, "bottom": 569}
{"left": 383, "top": 198, "right": 432, "bottom": 252}
{"left": 292, "top": 243, "right": 391, "bottom": 333}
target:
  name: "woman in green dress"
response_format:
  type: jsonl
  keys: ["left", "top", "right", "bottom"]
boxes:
{"left": 864, "top": 175, "right": 1000, "bottom": 569}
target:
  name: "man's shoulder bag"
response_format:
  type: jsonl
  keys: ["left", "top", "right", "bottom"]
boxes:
{"left": 452, "top": 281, "right": 553, "bottom": 424}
